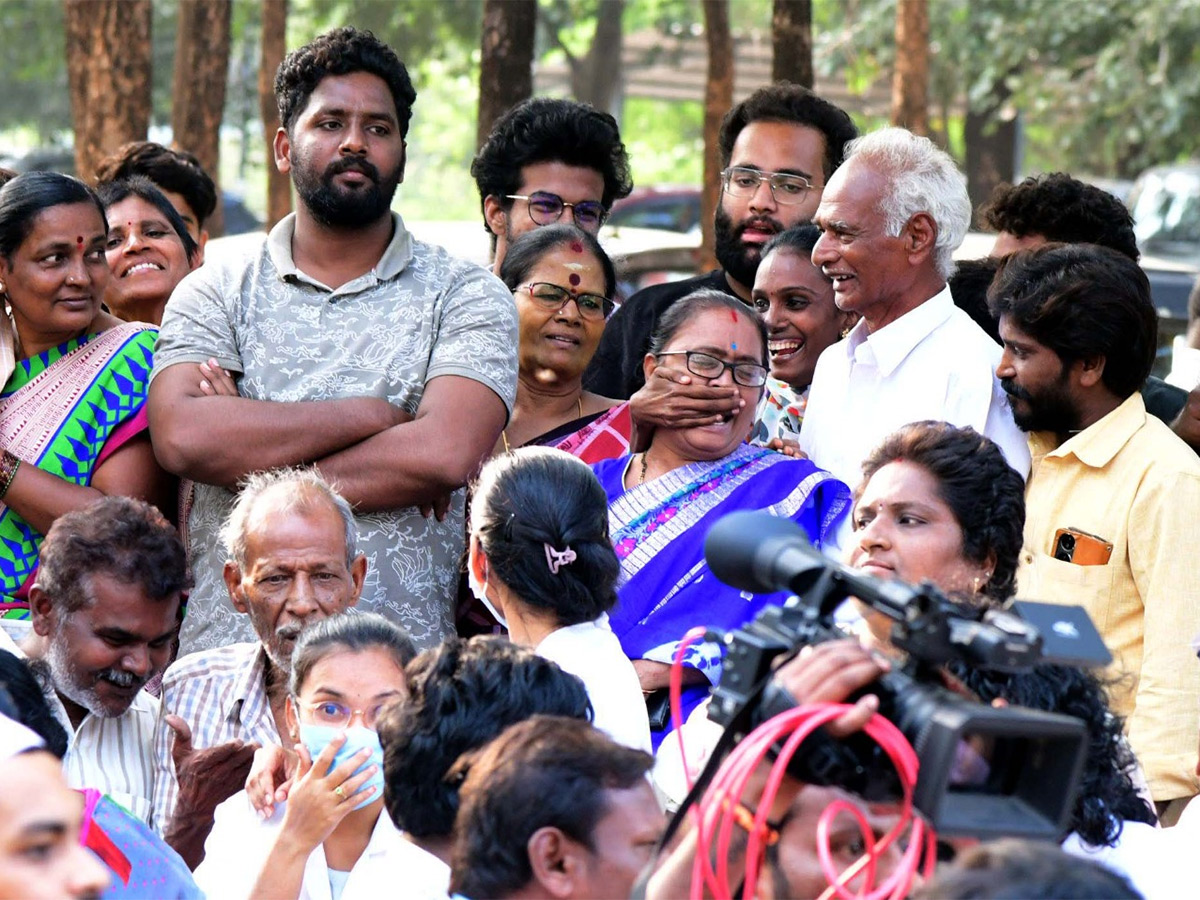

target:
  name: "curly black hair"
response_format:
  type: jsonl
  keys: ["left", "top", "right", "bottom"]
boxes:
{"left": 988, "top": 243, "right": 1157, "bottom": 400}
{"left": 93, "top": 141, "right": 218, "bottom": 229}
{"left": 377, "top": 636, "right": 591, "bottom": 840}
{"left": 948, "top": 662, "right": 1156, "bottom": 847}
{"left": 471, "top": 97, "right": 633, "bottom": 217}
{"left": 857, "top": 422, "right": 1025, "bottom": 603}
{"left": 718, "top": 82, "right": 859, "bottom": 179}
{"left": 36, "top": 496, "right": 189, "bottom": 615}
{"left": 981, "top": 173, "right": 1139, "bottom": 263}
{"left": 274, "top": 27, "right": 417, "bottom": 137}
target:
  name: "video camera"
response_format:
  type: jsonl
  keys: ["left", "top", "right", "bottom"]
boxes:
{"left": 701, "top": 510, "right": 1113, "bottom": 840}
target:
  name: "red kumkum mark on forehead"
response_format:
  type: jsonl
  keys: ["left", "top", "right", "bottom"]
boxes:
{"left": 730, "top": 309, "right": 739, "bottom": 322}
{"left": 76, "top": 236, "right": 83, "bottom": 245}
{"left": 569, "top": 273, "right": 581, "bottom": 286}
{"left": 570, "top": 240, "right": 584, "bottom": 253}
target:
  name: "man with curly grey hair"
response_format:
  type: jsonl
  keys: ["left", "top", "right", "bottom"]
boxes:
{"left": 799, "top": 127, "right": 1029, "bottom": 486}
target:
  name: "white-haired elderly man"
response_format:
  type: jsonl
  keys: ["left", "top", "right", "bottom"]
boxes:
{"left": 150, "top": 467, "right": 366, "bottom": 867}
{"left": 799, "top": 127, "right": 1030, "bottom": 486}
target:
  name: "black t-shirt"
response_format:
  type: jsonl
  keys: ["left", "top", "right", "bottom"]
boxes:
{"left": 583, "top": 269, "right": 738, "bottom": 400}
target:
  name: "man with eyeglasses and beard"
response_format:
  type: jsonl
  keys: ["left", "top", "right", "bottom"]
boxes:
{"left": 584, "top": 83, "right": 858, "bottom": 402}
{"left": 150, "top": 468, "right": 366, "bottom": 866}
{"left": 14, "top": 497, "right": 188, "bottom": 826}
{"left": 472, "top": 96, "right": 633, "bottom": 273}
{"left": 148, "top": 28, "right": 517, "bottom": 659}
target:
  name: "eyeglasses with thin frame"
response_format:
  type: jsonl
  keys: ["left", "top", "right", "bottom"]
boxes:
{"left": 299, "top": 699, "right": 392, "bottom": 730}
{"left": 505, "top": 192, "right": 607, "bottom": 230}
{"left": 518, "top": 282, "right": 615, "bottom": 321}
{"left": 720, "top": 167, "right": 815, "bottom": 206}
{"left": 656, "top": 350, "right": 768, "bottom": 387}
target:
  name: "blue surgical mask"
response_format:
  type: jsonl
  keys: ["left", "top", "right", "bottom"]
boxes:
{"left": 299, "top": 724, "right": 384, "bottom": 811}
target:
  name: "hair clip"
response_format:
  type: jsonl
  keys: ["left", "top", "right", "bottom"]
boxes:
{"left": 544, "top": 543, "right": 577, "bottom": 575}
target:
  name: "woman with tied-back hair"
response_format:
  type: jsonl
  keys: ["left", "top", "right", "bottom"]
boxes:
{"left": 195, "top": 613, "right": 420, "bottom": 900}
{"left": 0, "top": 172, "right": 172, "bottom": 623}
{"left": 468, "top": 447, "right": 650, "bottom": 751}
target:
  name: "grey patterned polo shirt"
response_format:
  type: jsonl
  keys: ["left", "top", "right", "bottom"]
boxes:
{"left": 152, "top": 213, "right": 517, "bottom": 654}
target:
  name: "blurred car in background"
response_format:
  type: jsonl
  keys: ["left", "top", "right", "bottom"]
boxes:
{"left": 607, "top": 185, "right": 701, "bottom": 234}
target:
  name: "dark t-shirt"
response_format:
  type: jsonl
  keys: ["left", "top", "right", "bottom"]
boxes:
{"left": 583, "top": 269, "right": 738, "bottom": 399}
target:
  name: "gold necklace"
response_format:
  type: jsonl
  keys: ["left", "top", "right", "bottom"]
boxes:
{"left": 502, "top": 396, "right": 584, "bottom": 453}
{"left": 639, "top": 449, "right": 649, "bottom": 484}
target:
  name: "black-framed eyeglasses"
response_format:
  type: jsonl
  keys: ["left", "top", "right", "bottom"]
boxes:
{"left": 518, "top": 282, "right": 614, "bottom": 321}
{"left": 505, "top": 192, "right": 607, "bottom": 230}
{"left": 720, "top": 167, "right": 815, "bottom": 206}
{"left": 656, "top": 350, "right": 768, "bottom": 387}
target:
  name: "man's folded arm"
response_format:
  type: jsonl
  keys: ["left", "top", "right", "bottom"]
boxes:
{"left": 316, "top": 375, "right": 507, "bottom": 513}
{"left": 148, "top": 362, "right": 405, "bottom": 488}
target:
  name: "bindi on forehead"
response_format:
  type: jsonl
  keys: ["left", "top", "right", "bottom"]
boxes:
{"left": 568, "top": 273, "right": 581, "bottom": 286}
{"left": 76, "top": 236, "right": 83, "bottom": 245}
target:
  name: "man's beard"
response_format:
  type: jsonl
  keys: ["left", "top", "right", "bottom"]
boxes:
{"left": 44, "top": 634, "right": 146, "bottom": 719}
{"left": 291, "top": 153, "right": 401, "bottom": 228}
{"left": 1001, "top": 375, "right": 1079, "bottom": 433}
{"left": 262, "top": 622, "right": 303, "bottom": 675}
{"left": 714, "top": 205, "right": 783, "bottom": 289}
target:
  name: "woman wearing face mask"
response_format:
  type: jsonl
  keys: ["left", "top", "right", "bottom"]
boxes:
{"left": 194, "top": 614, "right": 418, "bottom": 900}
{"left": 468, "top": 447, "right": 650, "bottom": 752}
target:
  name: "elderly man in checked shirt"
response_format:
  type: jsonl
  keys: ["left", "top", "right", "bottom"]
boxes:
{"left": 151, "top": 468, "right": 366, "bottom": 867}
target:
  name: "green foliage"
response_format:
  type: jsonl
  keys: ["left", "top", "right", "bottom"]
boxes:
{"left": 0, "top": 0, "right": 71, "bottom": 144}
{"left": 817, "top": 0, "right": 1200, "bottom": 179}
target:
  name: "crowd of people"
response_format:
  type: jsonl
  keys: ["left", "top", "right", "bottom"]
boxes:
{"left": 2, "top": 22, "right": 1199, "bottom": 900}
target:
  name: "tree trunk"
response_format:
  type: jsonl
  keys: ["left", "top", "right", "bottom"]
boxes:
{"left": 700, "top": 0, "right": 733, "bottom": 274}
{"left": 569, "top": 0, "right": 624, "bottom": 119}
{"left": 172, "top": 0, "right": 231, "bottom": 236}
{"left": 890, "top": 0, "right": 929, "bottom": 135}
{"left": 259, "top": 0, "right": 291, "bottom": 228}
{"left": 64, "top": 0, "right": 152, "bottom": 180}
{"left": 476, "top": 0, "right": 537, "bottom": 150}
{"left": 965, "top": 80, "right": 1017, "bottom": 226}
{"left": 771, "top": 0, "right": 813, "bottom": 88}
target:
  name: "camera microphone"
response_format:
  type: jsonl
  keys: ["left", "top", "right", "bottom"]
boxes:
{"left": 705, "top": 511, "right": 916, "bottom": 619}
{"left": 704, "top": 510, "right": 828, "bottom": 595}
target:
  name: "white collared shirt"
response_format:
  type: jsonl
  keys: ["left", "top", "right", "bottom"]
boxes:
{"left": 536, "top": 614, "right": 653, "bottom": 754}
{"left": 3, "top": 629, "right": 160, "bottom": 823}
{"left": 49, "top": 685, "right": 160, "bottom": 823}
{"left": 799, "top": 286, "right": 1031, "bottom": 488}
{"left": 195, "top": 791, "right": 449, "bottom": 900}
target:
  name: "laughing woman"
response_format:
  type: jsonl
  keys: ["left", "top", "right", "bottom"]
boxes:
{"left": 592, "top": 289, "right": 850, "bottom": 744}
{"left": 97, "top": 176, "right": 201, "bottom": 326}
{"left": 749, "top": 224, "right": 856, "bottom": 444}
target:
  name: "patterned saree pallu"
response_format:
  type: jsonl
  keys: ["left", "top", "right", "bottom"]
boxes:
{"left": 0, "top": 322, "right": 156, "bottom": 617}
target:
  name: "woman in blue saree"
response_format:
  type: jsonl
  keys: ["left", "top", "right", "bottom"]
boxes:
{"left": 592, "top": 289, "right": 849, "bottom": 745}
